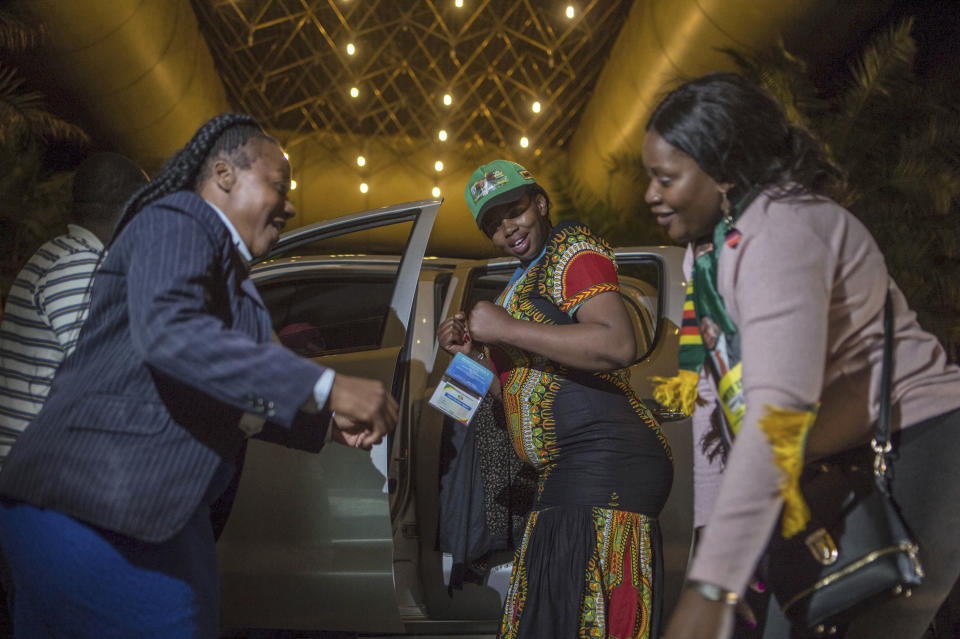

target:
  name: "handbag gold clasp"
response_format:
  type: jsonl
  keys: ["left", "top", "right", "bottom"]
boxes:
{"left": 805, "top": 528, "right": 839, "bottom": 565}
{"left": 871, "top": 437, "right": 892, "bottom": 477}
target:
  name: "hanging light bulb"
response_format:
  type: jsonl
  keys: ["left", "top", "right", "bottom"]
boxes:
{"left": 350, "top": 86, "right": 359, "bottom": 98}
{"left": 566, "top": 5, "right": 575, "bottom": 19}
{"left": 290, "top": 179, "right": 298, "bottom": 191}
{"left": 442, "top": 93, "right": 453, "bottom": 107}
{"left": 532, "top": 101, "right": 541, "bottom": 114}
{"left": 432, "top": 186, "right": 441, "bottom": 198}
{"left": 360, "top": 182, "right": 369, "bottom": 193}
{"left": 434, "top": 160, "right": 444, "bottom": 172}
{"left": 455, "top": 0, "right": 463, "bottom": 7}
{"left": 357, "top": 155, "right": 366, "bottom": 167}
{"left": 346, "top": 42, "right": 356, "bottom": 56}
{"left": 438, "top": 129, "right": 448, "bottom": 142}
{"left": 520, "top": 136, "right": 529, "bottom": 148}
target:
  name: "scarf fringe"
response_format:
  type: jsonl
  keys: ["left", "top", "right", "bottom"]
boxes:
{"left": 649, "top": 369, "right": 699, "bottom": 416}
{"left": 759, "top": 405, "right": 818, "bottom": 539}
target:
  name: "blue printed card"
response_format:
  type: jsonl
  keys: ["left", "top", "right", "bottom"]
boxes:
{"left": 445, "top": 353, "right": 495, "bottom": 395}
{"left": 428, "top": 353, "right": 494, "bottom": 424}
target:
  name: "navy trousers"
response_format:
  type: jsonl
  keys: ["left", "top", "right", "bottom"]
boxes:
{"left": 0, "top": 499, "right": 220, "bottom": 638}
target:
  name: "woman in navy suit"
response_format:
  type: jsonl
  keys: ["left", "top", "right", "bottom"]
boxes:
{"left": 0, "top": 113, "right": 397, "bottom": 637}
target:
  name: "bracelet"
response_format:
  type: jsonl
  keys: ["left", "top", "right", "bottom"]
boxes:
{"left": 687, "top": 580, "right": 739, "bottom": 605}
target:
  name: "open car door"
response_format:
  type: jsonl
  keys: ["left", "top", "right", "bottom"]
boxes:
{"left": 217, "top": 200, "right": 440, "bottom": 633}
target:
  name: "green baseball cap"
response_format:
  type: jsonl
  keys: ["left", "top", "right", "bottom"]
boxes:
{"left": 464, "top": 159, "right": 537, "bottom": 228}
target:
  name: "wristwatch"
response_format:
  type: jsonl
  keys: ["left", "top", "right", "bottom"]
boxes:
{"left": 687, "top": 580, "right": 739, "bottom": 605}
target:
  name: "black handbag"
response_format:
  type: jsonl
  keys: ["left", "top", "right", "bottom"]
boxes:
{"left": 765, "top": 291, "right": 924, "bottom": 636}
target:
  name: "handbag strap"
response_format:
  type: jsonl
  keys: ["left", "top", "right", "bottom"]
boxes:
{"left": 872, "top": 289, "right": 894, "bottom": 479}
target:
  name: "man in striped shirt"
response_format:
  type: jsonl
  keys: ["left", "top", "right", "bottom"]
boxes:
{"left": 0, "top": 152, "right": 148, "bottom": 469}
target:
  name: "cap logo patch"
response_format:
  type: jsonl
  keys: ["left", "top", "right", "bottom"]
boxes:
{"left": 470, "top": 169, "right": 510, "bottom": 203}
{"left": 518, "top": 169, "right": 532, "bottom": 180}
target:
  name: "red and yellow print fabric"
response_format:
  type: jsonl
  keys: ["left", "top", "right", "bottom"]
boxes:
{"left": 557, "top": 250, "right": 619, "bottom": 315}
{"left": 500, "top": 508, "right": 656, "bottom": 639}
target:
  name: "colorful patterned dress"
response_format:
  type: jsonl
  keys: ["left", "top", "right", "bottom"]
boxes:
{"left": 486, "top": 220, "right": 674, "bottom": 639}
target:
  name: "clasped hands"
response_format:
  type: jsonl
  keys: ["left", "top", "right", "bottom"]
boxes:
{"left": 327, "top": 373, "right": 399, "bottom": 450}
{"left": 321, "top": 302, "right": 509, "bottom": 450}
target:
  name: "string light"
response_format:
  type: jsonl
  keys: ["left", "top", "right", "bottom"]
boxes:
{"left": 346, "top": 42, "right": 356, "bottom": 56}
{"left": 442, "top": 93, "right": 453, "bottom": 106}
{"left": 565, "top": 5, "right": 575, "bottom": 19}
{"left": 432, "top": 186, "right": 441, "bottom": 197}
{"left": 360, "top": 182, "right": 369, "bottom": 193}
{"left": 520, "top": 136, "right": 529, "bottom": 148}
{"left": 434, "top": 160, "right": 444, "bottom": 172}
{"left": 356, "top": 155, "right": 366, "bottom": 167}
{"left": 350, "top": 86, "right": 359, "bottom": 98}
{"left": 532, "top": 101, "right": 541, "bottom": 114}
{"left": 438, "top": 129, "right": 448, "bottom": 142}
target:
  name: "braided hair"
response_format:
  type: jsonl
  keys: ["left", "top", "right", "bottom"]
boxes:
{"left": 109, "top": 113, "right": 274, "bottom": 246}
{"left": 646, "top": 73, "right": 845, "bottom": 202}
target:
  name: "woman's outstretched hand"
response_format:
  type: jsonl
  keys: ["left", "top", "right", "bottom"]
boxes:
{"left": 663, "top": 587, "right": 735, "bottom": 639}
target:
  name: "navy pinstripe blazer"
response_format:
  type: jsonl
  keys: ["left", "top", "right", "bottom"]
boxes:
{"left": 0, "top": 192, "right": 328, "bottom": 543}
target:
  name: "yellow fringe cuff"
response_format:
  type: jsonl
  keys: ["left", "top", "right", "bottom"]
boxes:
{"left": 649, "top": 369, "right": 700, "bottom": 416}
{"left": 759, "top": 404, "right": 819, "bottom": 539}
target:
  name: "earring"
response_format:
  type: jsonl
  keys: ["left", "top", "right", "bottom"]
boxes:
{"left": 721, "top": 190, "right": 733, "bottom": 226}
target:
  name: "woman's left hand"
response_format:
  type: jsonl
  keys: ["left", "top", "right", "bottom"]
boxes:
{"left": 466, "top": 301, "right": 513, "bottom": 344}
{"left": 663, "top": 587, "right": 735, "bottom": 639}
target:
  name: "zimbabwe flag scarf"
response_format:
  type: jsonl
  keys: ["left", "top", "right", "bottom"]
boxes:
{"left": 651, "top": 186, "right": 761, "bottom": 442}
{"left": 651, "top": 185, "right": 818, "bottom": 537}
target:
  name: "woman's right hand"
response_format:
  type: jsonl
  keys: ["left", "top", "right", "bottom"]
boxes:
{"left": 438, "top": 312, "right": 474, "bottom": 357}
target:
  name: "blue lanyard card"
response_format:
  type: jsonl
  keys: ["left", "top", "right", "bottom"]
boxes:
{"left": 428, "top": 352, "right": 495, "bottom": 424}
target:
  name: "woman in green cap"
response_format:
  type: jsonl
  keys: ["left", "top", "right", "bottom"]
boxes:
{"left": 439, "top": 159, "right": 674, "bottom": 639}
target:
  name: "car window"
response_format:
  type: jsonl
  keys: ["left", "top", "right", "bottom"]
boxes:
{"left": 462, "top": 255, "right": 662, "bottom": 363}
{"left": 259, "top": 272, "right": 397, "bottom": 356}
{"left": 464, "top": 266, "right": 513, "bottom": 309}
{"left": 432, "top": 272, "right": 452, "bottom": 336}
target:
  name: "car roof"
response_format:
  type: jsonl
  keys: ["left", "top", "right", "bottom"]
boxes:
{"left": 253, "top": 246, "right": 679, "bottom": 273}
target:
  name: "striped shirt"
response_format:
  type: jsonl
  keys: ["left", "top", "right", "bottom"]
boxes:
{"left": 0, "top": 225, "right": 104, "bottom": 469}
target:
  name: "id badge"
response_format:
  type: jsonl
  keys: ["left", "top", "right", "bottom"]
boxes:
{"left": 428, "top": 352, "right": 494, "bottom": 424}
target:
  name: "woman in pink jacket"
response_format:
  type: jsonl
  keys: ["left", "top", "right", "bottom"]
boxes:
{"left": 642, "top": 73, "right": 960, "bottom": 639}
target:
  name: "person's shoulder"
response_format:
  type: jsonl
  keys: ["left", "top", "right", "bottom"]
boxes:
{"left": 549, "top": 219, "right": 613, "bottom": 253}
{"left": 728, "top": 188, "right": 860, "bottom": 277}
{"left": 46, "top": 225, "right": 104, "bottom": 258}
{"left": 135, "top": 191, "right": 222, "bottom": 234}
{"left": 117, "top": 191, "right": 226, "bottom": 255}
{"left": 740, "top": 187, "right": 855, "bottom": 241}
{"left": 20, "top": 232, "right": 84, "bottom": 272}
{"left": 149, "top": 191, "right": 216, "bottom": 219}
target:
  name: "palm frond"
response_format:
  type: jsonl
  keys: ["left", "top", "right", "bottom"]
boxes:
{"left": 0, "top": 63, "right": 89, "bottom": 146}
{"left": 546, "top": 158, "right": 666, "bottom": 247}
{"left": 0, "top": 8, "right": 45, "bottom": 52}
{"left": 720, "top": 42, "right": 827, "bottom": 130}
{"left": 726, "top": 17, "right": 960, "bottom": 360}
{"left": 831, "top": 18, "right": 917, "bottom": 156}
